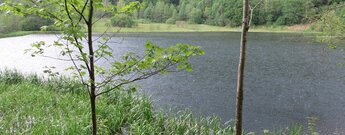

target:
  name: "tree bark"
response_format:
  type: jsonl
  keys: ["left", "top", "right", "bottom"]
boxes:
{"left": 235, "top": 0, "right": 250, "bottom": 135}
{"left": 87, "top": 0, "right": 97, "bottom": 135}
{"left": 90, "top": 95, "right": 97, "bottom": 135}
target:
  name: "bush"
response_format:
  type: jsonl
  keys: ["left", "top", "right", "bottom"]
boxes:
{"left": 110, "top": 14, "right": 136, "bottom": 28}
{"left": 188, "top": 8, "right": 203, "bottom": 24}
{"left": 0, "top": 14, "right": 22, "bottom": 33}
{"left": 165, "top": 18, "right": 176, "bottom": 24}
{"left": 19, "top": 16, "right": 54, "bottom": 31}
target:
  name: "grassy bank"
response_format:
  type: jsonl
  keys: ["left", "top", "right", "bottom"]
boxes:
{"left": 0, "top": 31, "right": 34, "bottom": 38}
{"left": 0, "top": 70, "right": 234, "bottom": 134}
{"left": 0, "top": 21, "right": 312, "bottom": 39}
{"left": 94, "top": 20, "right": 240, "bottom": 32}
{"left": 94, "top": 19, "right": 310, "bottom": 33}
{"left": 0, "top": 70, "right": 304, "bottom": 134}
{"left": 0, "top": 31, "right": 60, "bottom": 39}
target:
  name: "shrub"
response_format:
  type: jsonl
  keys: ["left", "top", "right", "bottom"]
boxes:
{"left": 19, "top": 16, "right": 53, "bottom": 31}
{"left": 0, "top": 14, "right": 22, "bottom": 33}
{"left": 110, "top": 14, "right": 136, "bottom": 28}
{"left": 165, "top": 18, "right": 176, "bottom": 24}
{"left": 188, "top": 8, "right": 203, "bottom": 24}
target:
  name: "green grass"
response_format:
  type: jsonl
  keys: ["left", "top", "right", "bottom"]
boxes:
{"left": 94, "top": 19, "right": 310, "bottom": 33}
{"left": 0, "top": 31, "right": 34, "bottom": 38}
{"left": 0, "top": 70, "right": 235, "bottom": 134}
{"left": 0, "top": 19, "right": 314, "bottom": 39}
{"left": 0, "top": 31, "right": 60, "bottom": 39}
{"left": 0, "top": 70, "right": 305, "bottom": 134}
{"left": 94, "top": 19, "right": 239, "bottom": 32}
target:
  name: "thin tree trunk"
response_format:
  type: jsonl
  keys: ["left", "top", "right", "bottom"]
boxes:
{"left": 90, "top": 95, "right": 97, "bottom": 135}
{"left": 235, "top": 0, "right": 249, "bottom": 135}
{"left": 87, "top": 0, "right": 97, "bottom": 135}
{"left": 249, "top": 0, "right": 264, "bottom": 27}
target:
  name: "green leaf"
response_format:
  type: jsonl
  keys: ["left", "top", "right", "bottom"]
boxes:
{"left": 186, "top": 65, "right": 193, "bottom": 72}
{"left": 328, "top": 44, "right": 337, "bottom": 49}
{"left": 80, "top": 71, "right": 86, "bottom": 76}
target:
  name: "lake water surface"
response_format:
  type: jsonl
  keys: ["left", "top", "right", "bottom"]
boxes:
{"left": 1, "top": 32, "right": 345, "bottom": 134}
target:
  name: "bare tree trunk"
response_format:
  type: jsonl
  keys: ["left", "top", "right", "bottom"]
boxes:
{"left": 249, "top": 0, "right": 264, "bottom": 27}
{"left": 87, "top": 0, "right": 97, "bottom": 135}
{"left": 235, "top": 0, "right": 250, "bottom": 135}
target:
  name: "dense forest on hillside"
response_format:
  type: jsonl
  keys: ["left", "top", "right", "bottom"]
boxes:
{"left": 0, "top": 0, "right": 344, "bottom": 34}
{"left": 107, "top": 0, "right": 344, "bottom": 26}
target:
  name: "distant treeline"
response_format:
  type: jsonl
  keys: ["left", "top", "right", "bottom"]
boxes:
{"left": 109, "top": 0, "right": 343, "bottom": 26}
{"left": 1, "top": 0, "right": 344, "bottom": 33}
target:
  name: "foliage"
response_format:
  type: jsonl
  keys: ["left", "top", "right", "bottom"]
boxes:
{"left": 188, "top": 8, "right": 203, "bottom": 24}
{"left": 0, "top": 14, "right": 22, "bottom": 33}
{"left": 143, "top": 2, "right": 154, "bottom": 19}
{"left": 122, "top": 0, "right": 343, "bottom": 26}
{"left": 0, "top": 71, "right": 305, "bottom": 134}
{"left": 275, "top": 0, "right": 309, "bottom": 25}
{"left": 0, "top": 0, "right": 204, "bottom": 134}
{"left": 0, "top": 14, "right": 53, "bottom": 32}
{"left": 166, "top": 17, "right": 176, "bottom": 24}
{"left": 110, "top": 14, "right": 136, "bottom": 27}
{"left": 2, "top": 0, "right": 342, "bottom": 30}
{"left": 0, "top": 71, "right": 229, "bottom": 134}
{"left": 19, "top": 15, "right": 54, "bottom": 31}
{"left": 313, "top": 7, "right": 345, "bottom": 49}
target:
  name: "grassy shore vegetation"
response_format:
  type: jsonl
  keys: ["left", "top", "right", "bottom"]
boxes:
{"left": 0, "top": 31, "right": 33, "bottom": 38}
{"left": 0, "top": 31, "right": 61, "bottom": 39}
{"left": 0, "top": 13, "right": 57, "bottom": 38}
{"left": 0, "top": 70, "right": 304, "bottom": 134}
{"left": 0, "top": 21, "right": 309, "bottom": 39}
{"left": 0, "top": 23, "right": 310, "bottom": 39}
{"left": 1, "top": 0, "right": 343, "bottom": 38}
{"left": 94, "top": 19, "right": 307, "bottom": 33}
{"left": 0, "top": 70, "right": 234, "bottom": 134}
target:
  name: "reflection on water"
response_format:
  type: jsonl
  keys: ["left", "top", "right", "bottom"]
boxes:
{"left": 0, "top": 32, "right": 344, "bottom": 134}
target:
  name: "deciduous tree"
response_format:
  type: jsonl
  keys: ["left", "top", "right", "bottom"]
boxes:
{"left": 235, "top": 0, "right": 249, "bottom": 134}
{"left": 0, "top": 0, "right": 204, "bottom": 134}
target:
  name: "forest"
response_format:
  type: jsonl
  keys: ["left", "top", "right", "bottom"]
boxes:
{"left": 109, "top": 0, "right": 343, "bottom": 26}
{"left": 1, "top": 0, "right": 345, "bottom": 34}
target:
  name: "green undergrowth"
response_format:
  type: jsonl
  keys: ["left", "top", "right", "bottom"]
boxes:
{"left": 0, "top": 70, "right": 304, "bottom": 134}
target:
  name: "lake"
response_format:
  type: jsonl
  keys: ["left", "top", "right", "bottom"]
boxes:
{"left": 0, "top": 32, "right": 344, "bottom": 134}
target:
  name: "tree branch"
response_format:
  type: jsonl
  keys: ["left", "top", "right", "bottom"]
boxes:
{"left": 28, "top": 0, "right": 63, "bottom": 22}
{"left": 95, "top": 54, "right": 148, "bottom": 88}
{"left": 70, "top": 3, "right": 89, "bottom": 24}
{"left": 72, "top": 36, "right": 92, "bottom": 73}
{"left": 249, "top": 0, "right": 264, "bottom": 27}
{"left": 64, "top": 0, "right": 75, "bottom": 26}
{"left": 96, "top": 62, "right": 174, "bottom": 97}
{"left": 41, "top": 55, "right": 81, "bottom": 61}
{"left": 92, "top": 12, "right": 109, "bottom": 25}
{"left": 65, "top": 42, "right": 89, "bottom": 93}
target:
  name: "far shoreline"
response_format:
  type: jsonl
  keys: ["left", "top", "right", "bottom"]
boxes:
{"left": 0, "top": 23, "right": 317, "bottom": 39}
